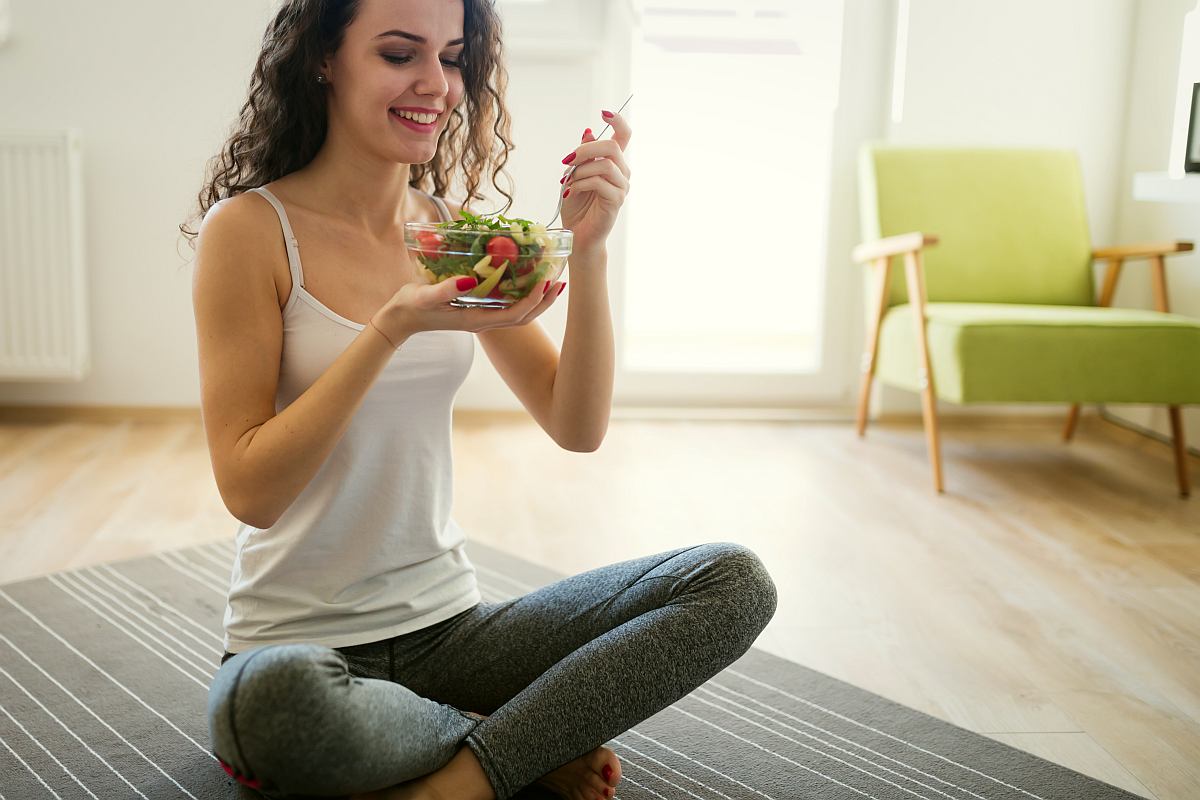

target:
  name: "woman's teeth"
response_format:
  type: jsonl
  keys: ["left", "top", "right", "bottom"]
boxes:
{"left": 392, "top": 109, "right": 437, "bottom": 124}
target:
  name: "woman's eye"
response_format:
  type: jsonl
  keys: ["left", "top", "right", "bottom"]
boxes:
{"left": 383, "top": 54, "right": 462, "bottom": 69}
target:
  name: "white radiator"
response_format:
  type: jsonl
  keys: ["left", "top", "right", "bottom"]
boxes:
{"left": 0, "top": 129, "right": 89, "bottom": 380}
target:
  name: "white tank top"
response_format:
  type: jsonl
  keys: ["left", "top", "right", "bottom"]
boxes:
{"left": 221, "top": 185, "right": 482, "bottom": 654}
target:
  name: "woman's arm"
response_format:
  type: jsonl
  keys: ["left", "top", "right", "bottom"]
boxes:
{"left": 193, "top": 197, "right": 404, "bottom": 529}
{"left": 548, "top": 248, "right": 614, "bottom": 451}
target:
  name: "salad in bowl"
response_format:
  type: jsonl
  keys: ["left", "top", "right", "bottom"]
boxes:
{"left": 404, "top": 210, "right": 573, "bottom": 308}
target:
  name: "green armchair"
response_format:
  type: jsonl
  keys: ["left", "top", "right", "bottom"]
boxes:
{"left": 853, "top": 145, "right": 1198, "bottom": 495}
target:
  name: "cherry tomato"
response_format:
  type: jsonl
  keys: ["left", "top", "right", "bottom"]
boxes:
{"left": 485, "top": 235, "right": 519, "bottom": 267}
{"left": 415, "top": 231, "right": 446, "bottom": 260}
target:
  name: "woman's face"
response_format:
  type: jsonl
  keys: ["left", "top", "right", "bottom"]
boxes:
{"left": 323, "top": 0, "right": 466, "bottom": 163}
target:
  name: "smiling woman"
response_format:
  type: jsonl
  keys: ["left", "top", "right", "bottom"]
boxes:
{"left": 186, "top": 2, "right": 771, "bottom": 800}
{"left": 178, "top": 0, "right": 512, "bottom": 245}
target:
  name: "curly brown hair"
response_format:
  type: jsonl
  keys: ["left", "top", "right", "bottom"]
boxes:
{"left": 178, "top": 0, "right": 513, "bottom": 252}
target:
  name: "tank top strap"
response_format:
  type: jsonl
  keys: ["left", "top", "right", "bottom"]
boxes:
{"left": 414, "top": 187, "right": 454, "bottom": 223}
{"left": 249, "top": 186, "right": 305, "bottom": 289}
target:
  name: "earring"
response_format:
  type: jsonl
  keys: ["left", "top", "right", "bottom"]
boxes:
{"left": 316, "top": 74, "right": 327, "bottom": 84}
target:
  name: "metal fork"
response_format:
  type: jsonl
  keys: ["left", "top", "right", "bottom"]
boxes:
{"left": 548, "top": 92, "right": 633, "bottom": 227}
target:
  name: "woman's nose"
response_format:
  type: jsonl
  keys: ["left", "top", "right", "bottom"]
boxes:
{"left": 416, "top": 59, "right": 450, "bottom": 96}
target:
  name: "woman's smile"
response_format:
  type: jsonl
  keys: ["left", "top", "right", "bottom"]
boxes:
{"left": 390, "top": 108, "right": 440, "bottom": 133}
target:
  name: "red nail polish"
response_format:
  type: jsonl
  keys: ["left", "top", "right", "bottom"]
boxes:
{"left": 562, "top": 152, "right": 577, "bottom": 165}
{"left": 602, "top": 110, "right": 614, "bottom": 119}
{"left": 560, "top": 174, "right": 567, "bottom": 184}
{"left": 602, "top": 764, "right": 613, "bottom": 781}
{"left": 583, "top": 128, "right": 592, "bottom": 140}
{"left": 562, "top": 188, "right": 570, "bottom": 198}
{"left": 556, "top": 282, "right": 566, "bottom": 296}
{"left": 543, "top": 280, "right": 551, "bottom": 294}
{"left": 456, "top": 277, "right": 478, "bottom": 290}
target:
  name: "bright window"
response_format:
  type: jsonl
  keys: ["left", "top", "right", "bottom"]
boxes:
{"left": 623, "top": 0, "right": 844, "bottom": 374}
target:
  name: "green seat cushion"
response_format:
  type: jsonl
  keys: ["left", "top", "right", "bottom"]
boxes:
{"left": 877, "top": 303, "right": 1200, "bottom": 404}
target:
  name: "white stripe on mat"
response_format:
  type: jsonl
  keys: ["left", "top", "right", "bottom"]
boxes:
{"left": 46, "top": 573, "right": 213, "bottom": 686}
{"left": 609, "top": 738, "right": 756, "bottom": 800}
{"left": 90, "top": 564, "right": 224, "bottom": 646}
{"left": 0, "top": 700, "right": 99, "bottom": 799}
{"left": 167, "top": 550, "right": 231, "bottom": 586}
{"left": 55, "top": 571, "right": 217, "bottom": 676}
{"left": 0, "top": 663, "right": 147, "bottom": 798}
{"left": 703, "top": 680, "right": 988, "bottom": 800}
{"left": 621, "top": 729, "right": 782, "bottom": 800}
{"left": 724, "top": 668, "right": 1048, "bottom": 800}
{"left": 187, "top": 545, "right": 236, "bottom": 573}
{"left": 668, "top": 703, "right": 882, "bottom": 799}
{"left": 684, "top": 692, "right": 945, "bottom": 800}
{"left": 0, "top": 630, "right": 203, "bottom": 799}
{"left": 0, "top": 732, "right": 63, "bottom": 799}
{"left": 610, "top": 772, "right": 670, "bottom": 799}
{"left": 0, "top": 592, "right": 216, "bottom": 777}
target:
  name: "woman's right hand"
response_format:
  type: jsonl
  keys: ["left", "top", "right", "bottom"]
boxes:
{"left": 370, "top": 275, "right": 566, "bottom": 346}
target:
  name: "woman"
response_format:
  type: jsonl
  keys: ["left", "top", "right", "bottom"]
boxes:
{"left": 183, "top": 1, "right": 778, "bottom": 798}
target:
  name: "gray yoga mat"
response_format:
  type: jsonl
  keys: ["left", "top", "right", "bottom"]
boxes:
{"left": 0, "top": 538, "right": 1143, "bottom": 799}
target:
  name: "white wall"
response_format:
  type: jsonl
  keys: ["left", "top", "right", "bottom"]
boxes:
{"left": 1106, "top": 0, "right": 1200, "bottom": 446}
{"left": 0, "top": 0, "right": 273, "bottom": 408}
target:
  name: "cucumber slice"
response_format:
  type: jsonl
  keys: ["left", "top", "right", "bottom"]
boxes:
{"left": 471, "top": 254, "right": 494, "bottom": 277}
{"left": 469, "top": 260, "right": 509, "bottom": 297}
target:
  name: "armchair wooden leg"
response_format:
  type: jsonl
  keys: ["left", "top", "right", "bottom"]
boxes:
{"left": 1063, "top": 404, "right": 1081, "bottom": 442}
{"left": 904, "top": 251, "right": 945, "bottom": 493}
{"left": 1169, "top": 405, "right": 1190, "bottom": 498}
{"left": 855, "top": 368, "right": 874, "bottom": 438}
{"left": 857, "top": 257, "right": 892, "bottom": 437}
{"left": 920, "top": 382, "right": 945, "bottom": 493}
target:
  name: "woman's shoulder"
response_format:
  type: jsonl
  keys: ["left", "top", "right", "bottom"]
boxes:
{"left": 415, "top": 187, "right": 462, "bottom": 222}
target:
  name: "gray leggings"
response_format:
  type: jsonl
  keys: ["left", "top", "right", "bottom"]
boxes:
{"left": 206, "top": 541, "right": 778, "bottom": 799}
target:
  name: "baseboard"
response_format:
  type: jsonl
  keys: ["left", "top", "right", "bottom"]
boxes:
{"left": 0, "top": 404, "right": 1189, "bottom": 456}
{"left": 1099, "top": 405, "right": 1200, "bottom": 458}
{"left": 0, "top": 405, "right": 202, "bottom": 423}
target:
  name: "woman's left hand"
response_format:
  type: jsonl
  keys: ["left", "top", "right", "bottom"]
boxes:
{"left": 558, "top": 109, "right": 632, "bottom": 260}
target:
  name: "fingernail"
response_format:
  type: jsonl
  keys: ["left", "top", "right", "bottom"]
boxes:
{"left": 602, "top": 764, "right": 613, "bottom": 781}
{"left": 602, "top": 110, "right": 614, "bottom": 119}
{"left": 562, "top": 188, "right": 570, "bottom": 198}
{"left": 582, "top": 128, "right": 592, "bottom": 140}
{"left": 542, "top": 280, "right": 551, "bottom": 294}
{"left": 562, "top": 151, "right": 577, "bottom": 165}
{"left": 456, "top": 277, "right": 478, "bottom": 290}
{"left": 556, "top": 282, "right": 566, "bottom": 297}
{"left": 560, "top": 174, "right": 567, "bottom": 184}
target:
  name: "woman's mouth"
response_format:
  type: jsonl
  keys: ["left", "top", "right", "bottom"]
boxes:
{"left": 390, "top": 109, "right": 438, "bottom": 134}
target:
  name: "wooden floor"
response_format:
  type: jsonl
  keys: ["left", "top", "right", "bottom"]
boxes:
{"left": 0, "top": 408, "right": 1197, "bottom": 799}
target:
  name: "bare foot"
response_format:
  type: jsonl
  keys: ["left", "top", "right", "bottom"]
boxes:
{"left": 533, "top": 745, "right": 622, "bottom": 800}
{"left": 347, "top": 712, "right": 621, "bottom": 800}
{"left": 465, "top": 711, "right": 622, "bottom": 800}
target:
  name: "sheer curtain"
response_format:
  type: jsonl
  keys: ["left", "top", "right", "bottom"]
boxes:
{"left": 621, "top": 0, "right": 845, "bottom": 378}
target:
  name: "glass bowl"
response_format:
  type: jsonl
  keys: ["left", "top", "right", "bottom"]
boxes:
{"left": 403, "top": 221, "right": 573, "bottom": 308}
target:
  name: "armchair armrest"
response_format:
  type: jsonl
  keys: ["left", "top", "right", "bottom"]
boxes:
{"left": 852, "top": 232, "right": 939, "bottom": 264}
{"left": 1091, "top": 241, "right": 1193, "bottom": 260}
{"left": 1091, "top": 240, "right": 1193, "bottom": 313}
